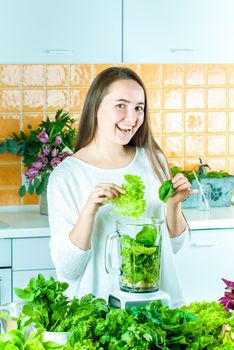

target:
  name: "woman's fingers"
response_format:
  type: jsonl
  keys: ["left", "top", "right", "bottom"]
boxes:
{"left": 172, "top": 173, "right": 191, "bottom": 191}
{"left": 97, "top": 183, "right": 125, "bottom": 194}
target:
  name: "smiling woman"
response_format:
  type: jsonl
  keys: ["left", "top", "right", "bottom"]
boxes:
{"left": 47, "top": 66, "right": 191, "bottom": 307}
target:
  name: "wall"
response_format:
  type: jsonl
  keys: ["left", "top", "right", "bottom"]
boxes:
{"left": 0, "top": 64, "right": 233, "bottom": 206}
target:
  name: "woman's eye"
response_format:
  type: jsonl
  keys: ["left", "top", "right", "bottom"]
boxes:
{"left": 116, "top": 103, "right": 125, "bottom": 110}
{"left": 136, "top": 106, "right": 144, "bottom": 112}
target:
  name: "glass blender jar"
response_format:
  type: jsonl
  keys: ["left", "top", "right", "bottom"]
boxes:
{"left": 105, "top": 218, "right": 164, "bottom": 293}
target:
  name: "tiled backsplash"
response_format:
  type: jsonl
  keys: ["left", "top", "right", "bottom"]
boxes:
{"left": 0, "top": 64, "right": 233, "bottom": 206}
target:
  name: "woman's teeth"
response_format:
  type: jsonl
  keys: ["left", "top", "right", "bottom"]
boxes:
{"left": 116, "top": 125, "right": 132, "bottom": 132}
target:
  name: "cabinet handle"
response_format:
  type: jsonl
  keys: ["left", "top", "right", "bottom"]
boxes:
{"left": 190, "top": 241, "right": 218, "bottom": 247}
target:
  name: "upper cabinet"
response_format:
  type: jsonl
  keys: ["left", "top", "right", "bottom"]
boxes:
{"left": 0, "top": 0, "right": 122, "bottom": 63}
{"left": 123, "top": 0, "right": 234, "bottom": 63}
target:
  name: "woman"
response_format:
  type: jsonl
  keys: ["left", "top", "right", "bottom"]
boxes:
{"left": 47, "top": 66, "right": 193, "bottom": 307}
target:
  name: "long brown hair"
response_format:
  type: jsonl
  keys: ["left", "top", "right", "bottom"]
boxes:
{"left": 75, "top": 66, "right": 170, "bottom": 182}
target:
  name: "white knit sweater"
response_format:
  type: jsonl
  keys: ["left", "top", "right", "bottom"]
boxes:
{"left": 47, "top": 147, "right": 188, "bottom": 307}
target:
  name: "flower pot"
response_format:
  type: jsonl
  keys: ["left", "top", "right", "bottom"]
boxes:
{"left": 182, "top": 176, "right": 234, "bottom": 208}
{"left": 39, "top": 187, "right": 48, "bottom": 215}
{"left": 43, "top": 331, "right": 69, "bottom": 345}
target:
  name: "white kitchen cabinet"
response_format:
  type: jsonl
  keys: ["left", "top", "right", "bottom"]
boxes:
{"left": 12, "top": 237, "right": 54, "bottom": 270}
{"left": 0, "top": 269, "right": 11, "bottom": 305}
{"left": 12, "top": 236, "right": 56, "bottom": 301}
{"left": 0, "top": 0, "right": 122, "bottom": 63}
{"left": 0, "top": 239, "right": 11, "bottom": 267}
{"left": 123, "top": 0, "right": 234, "bottom": 63}
{"left": 175, "top": 228, "right": 234, "bottom": 305}
{"left": 0, "top": 206, "right": 55, "bottom": 304}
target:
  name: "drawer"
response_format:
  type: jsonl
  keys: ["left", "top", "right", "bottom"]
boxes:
{"left": 13, "top": 269, "right": 56, "bottom": 301}
{"left": 0, "top": 239, "right": 11, "bottom": 267}
{"left": 12, "top": 237, "right": 54, "bottom": 270}
{"left": 0, "top": 268, "right": 12, "bottom": 305}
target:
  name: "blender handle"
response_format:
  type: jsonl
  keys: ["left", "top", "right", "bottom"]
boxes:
{"left": 105, "top": 232, "right": 120, "bottom": 275}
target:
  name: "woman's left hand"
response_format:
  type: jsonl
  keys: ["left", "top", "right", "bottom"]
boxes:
{"left": 169, "top": 173, "right": 196, "bottom": 205}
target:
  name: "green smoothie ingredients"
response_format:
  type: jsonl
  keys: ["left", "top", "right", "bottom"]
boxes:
{"left": 111, "top": 174, "right": 146, "bottom": 218}
{"left": 158, "top": 179, "right": 175, "bottom": 203}
{"left": 120, "top": 224, "right": 160, "bottom": 291}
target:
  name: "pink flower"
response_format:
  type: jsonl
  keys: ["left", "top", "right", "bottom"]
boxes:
{"left": 31, "top": 161, "right": 43, "bottom": 170}
{"left": 51, "top": 157, "right": 61, "bottom": 168}
{"left": 25, "top": 167, "right": 39, "bottom": 180}
{"left": 38, "top": 153, "right": 46, "bottom": 160}
{"left": 43, "top": 144, "right": 50, "bottom": 156}
{"left": 37, "top": 130, "right": 49, "bottom": 143}
{"left": 51, "top": 148, "right": 59, "bottom": 157}
{"left": 54, "top": 135, "right": 62, "bottom": 146}
{"left": 59, "top": 151, "right": 70, "bottom": 161}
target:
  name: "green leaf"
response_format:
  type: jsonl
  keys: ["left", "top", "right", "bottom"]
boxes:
{"left": 18, "top": 185, "right": 26, "bottom": 197}
{"left": 28, "top": 182, "right": 35, "bottom": 195}
{"left": 33, "top": 178, "right": 41, "bottom": 189}
{"left": 158, "top": 179, "right": 175, "bottom": 203}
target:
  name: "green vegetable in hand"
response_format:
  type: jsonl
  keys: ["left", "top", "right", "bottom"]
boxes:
{"left": 111, "top": 174, "right": 146, "bottom": 218}
{"left": 136, "top": 224, "right": 157, "bottom": 247}
{"left": 158, "top": 179, "right": 175, "bottom": 203}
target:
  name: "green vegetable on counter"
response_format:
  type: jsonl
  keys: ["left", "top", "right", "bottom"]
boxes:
{"left": 14, "top": 274, "right": 71, "bottom": 332}
{"left": 110, "top": 174, "right": 146, "bottom": 218}
{"left": 158, "top": 179, "right": 175, "bottom": 203}
{"left": 0, "top": 328, "right": 63, "bottom": 350}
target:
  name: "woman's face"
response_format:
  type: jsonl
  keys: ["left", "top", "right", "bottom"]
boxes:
{"left": 96, "top": 79, "right": 145, "bottom": 146}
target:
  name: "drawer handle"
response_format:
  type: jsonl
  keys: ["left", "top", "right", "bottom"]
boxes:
{"left": 190, "top": 241, "right": 218, "bottom": 247}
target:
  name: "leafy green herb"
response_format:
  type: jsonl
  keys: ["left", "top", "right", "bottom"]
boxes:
{"left": 203, "top": 170, "right": 231, "bottom": 178}
{"left": 111, "top": 174, "right": 146, "bottom": 218}
{"left": 14, "top": 274, "right": 70, "bottom": 332}
{"left": 158, "top": 179, "right": 175, "bottom": 203}
{"left": 0, "top": 328, "right": 63, "bottom": 349}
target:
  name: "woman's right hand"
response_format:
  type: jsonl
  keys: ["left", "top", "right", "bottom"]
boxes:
{"left": 83, "top": 183, "right": 125, "bottom": 216}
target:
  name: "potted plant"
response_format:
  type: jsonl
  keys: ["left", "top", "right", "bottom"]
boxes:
{"left": 171, "top": 165, "right": 234, "bottom": 208}
{"left": 0, "top": 109, "right": 76, "bottom": 214}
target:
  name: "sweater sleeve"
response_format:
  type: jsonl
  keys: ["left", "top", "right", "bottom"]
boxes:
{"left": 47, "top": 170, "right": 91, "bottom": 280}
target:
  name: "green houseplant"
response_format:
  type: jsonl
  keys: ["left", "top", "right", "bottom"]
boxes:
{"left": 0, "top": 109, "right": 76, "bottom": 213}
{"left": 171, "top": 166, "right": 234, "bottom": 208}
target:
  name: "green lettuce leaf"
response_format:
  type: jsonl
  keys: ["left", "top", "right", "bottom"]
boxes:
{"left": 111, "top": 174, "right": 146, "bottom": 218}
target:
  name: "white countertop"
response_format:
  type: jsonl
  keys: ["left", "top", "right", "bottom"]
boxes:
{"left": 0, "top": 205, "right": 49, "bottom": 238}
{"left": 183, "top": 206, "right": 234, "bottom": 230}
{"left": 0, "top": 204, "right": 234, "bottom": 239}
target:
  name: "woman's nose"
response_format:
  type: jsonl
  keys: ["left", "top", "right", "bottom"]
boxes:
{"left": 124, "top": 109, "right": 137, "bottom": 123}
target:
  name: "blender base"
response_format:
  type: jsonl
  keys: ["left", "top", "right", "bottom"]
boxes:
{"left": 108, "top": 289, "right": 171, "bottom": 309}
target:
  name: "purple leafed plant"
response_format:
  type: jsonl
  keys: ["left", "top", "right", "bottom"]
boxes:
{"left": 219, "top": 278, "right": 234, "bottom": 311}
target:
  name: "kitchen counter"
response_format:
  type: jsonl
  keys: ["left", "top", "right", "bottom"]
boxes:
{"left": 183, "top": 206, "right": 234, "bottom": 230}
{"left": 0, "top": 204, "right": 234, "bottom": 239}
{"left": 0, "top": 205, "right": 49, "bottom": 238}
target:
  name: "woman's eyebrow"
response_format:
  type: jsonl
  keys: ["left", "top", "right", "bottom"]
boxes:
{"left": 116, "top": 98, "right": 144, "bottom": 104}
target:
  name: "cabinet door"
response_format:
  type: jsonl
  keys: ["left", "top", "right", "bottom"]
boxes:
{"left": 13, "top": 269, "right": 56, "bottom": 301}
{"left": 123, "top": 0, "right": 234, "bottom": 63}
{"left": 12, "top": 237, "right": 54, "bottom": 270}
{"left": 175, "top": 229, "right": 234, "bottom": 304}
{"left": 0, "top": 239, "right": 11, "bottom": 267}
{"left": 0, "top": 268, "right": 12, "bottom": 305}
{"left": 0, "top": 0, "right": 122, "bottom": 63}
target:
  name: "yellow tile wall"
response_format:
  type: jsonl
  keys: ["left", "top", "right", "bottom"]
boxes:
{"left": 0, "top": 64, "right": 233, "bottom": 206}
